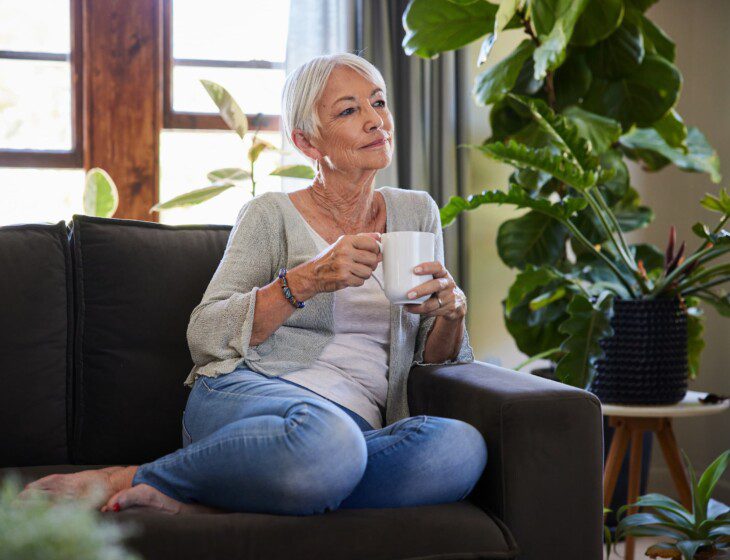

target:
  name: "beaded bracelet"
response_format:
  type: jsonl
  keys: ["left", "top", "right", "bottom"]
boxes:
{"left": 278, "top": 267, "right": 305, "bottom": 309}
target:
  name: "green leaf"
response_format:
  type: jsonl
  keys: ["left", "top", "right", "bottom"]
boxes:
{"left": 583, "top": 53, "right": 681, "bottom": 129}
{"left": 473, "top": 40, "right": 536, "bottom": 105}
{"left": 675, "top": 540, "right": 714, "bottom": 560}
{"left": 531, "top": 0, "right": 591, "bottom": 80}
{"left": 506, "top": 265, "right": 563, "bottom": 315}
{"left": 494, "top": 0, "right": 521, "bottom": 37}
{"left": 696, "top": 449, "right": 730, "bottom": 515}
{"left": 570, "top": 0, "right": 624, "bottom": 47}
{"left": 83, "top": 168, "right": 119, "bottom": 218}
{"left": 619, "top": 493, "right": 694, "bottom": 524}
{"left": 553, "top": 52, "right": 592, "bottom": 110}
{"left": 685, "top": 297, "right": 705, "bottom": 379}
{"left": 476, "top": 139, "right": 597, "bottom": 189}
{"left": 206, "top": 168, "right": 251, "bottom": 183}
{"left": 639, "top": 13, "right": 676, "bottom": 62}
{"left": 700, "top": 188, "right": 730, "bottom": 214}
{"left": 653, "top": 109, "right": 688, "bottom": 150}
{"left": 586, "top": 16, "right": 645, "bottom": 79}
{"left": 248, "top": 137, "right": 278, "bottom": 163}
{"left": 402, "top": 0, "right": 497, "bottom": 58}
{"left": 529, "top": 286, "right": 568, "bottom": 311}
{"left": 563, "top": 106, "right": 622, "bottom": 155}
{"left": 597, "top": 150, "right": 630, "bottom": 202}
{"left": 487, "top": 97, "right": 533, "bottom": 142}
{"left": 149, "top": 183, "right": 238, "bottom": 212}
{"left": 497, "top": 211, "right": 567, "bottom": 269}
{"left": 616, "top": 512, "right": 695, "bottom": 540}
{"left": 619, "top": 126, "right": 722, "bottom": 183}
{"left": 555, "top": 292, "right": 615, "bottom": 388}
{"left": 269, "top": 164, "right": 315, "bottom": 179}
{"left": 439, "top": 184, "right": 588, "bottom": 227}
{"left": 200, "top": 79, "right": 248, "bottom": 139}
{"left": 696, "top": 290, "right": 730, "bottom": 317}
{"left": 614, "top": 186, "right": 654, "bottom": 232}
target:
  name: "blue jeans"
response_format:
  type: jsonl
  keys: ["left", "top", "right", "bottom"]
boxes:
{"left": 132, "top": 366, "right": 488, "bottom": 516}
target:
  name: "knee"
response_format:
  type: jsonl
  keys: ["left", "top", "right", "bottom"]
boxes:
{"left": 280, "top": 402, "right": 368, "bottom": 514}
{"left": 428, "top": 416, "right": 488, "bottom": 475}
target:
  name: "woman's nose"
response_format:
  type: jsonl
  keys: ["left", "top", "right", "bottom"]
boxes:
{"left": 363, "top": 104, "right": 384, "bottom": 130}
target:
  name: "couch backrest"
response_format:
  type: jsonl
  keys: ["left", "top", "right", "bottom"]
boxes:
{"left": 0, "top": 222, "right": 73, "bottom": 467}
{"left": 0, "top": 215, "right": 232, "bottom": 467}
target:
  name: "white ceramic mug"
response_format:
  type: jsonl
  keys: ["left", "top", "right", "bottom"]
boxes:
{"left": 374, "top": 231, "right": 435, "bottom": 305}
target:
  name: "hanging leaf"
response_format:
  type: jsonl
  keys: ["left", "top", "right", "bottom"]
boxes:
{"left": 570, "top": 0, "right": 624, "bottom": 47}
{"left": 83, "top": 168, "right": 119, "bottom": 218}
{"left": 639, "top": 13, "right": 675, "bottom": 62}
{"left": 554, "top": 292, "right": 615, "bottom": 388}
{"left": 585, "top": 17, "right": 644, "bottom": 80}
{"left": 248, "top": 137, "right": 278, "bottom": 163}
{"left": 206, "top": 168, "right": 251, "bottom": 183}
{"left": 583, "top": 53, "right": 681, "bottom": 130}
{"left": 150, "top": 183, "right": 238, "bottom": 212}
{"left": 497, "top": 210, "right": 568, "bottom": 269}
{"left": 200, "top": 79, "right": 248, "bottom": 139}
{"left": 531, "top": 0, "right": 591, "bottom": 80}
{"left": 269, "top": 164, "right": 315, "bottom": 179}
{"left": 653, "top": 109, "right": 688, "bottom": 151}
{"left": 403, "top": 0, "right": 499, "bottom": 58}
{"left": 473, "top": 40, "right": 535, "bottom": 105}
{"left": 619, "top": 126, "right": 722, "bottom": 183}
{"left": 439, "top": 183, "right": 587, "bottom": 226}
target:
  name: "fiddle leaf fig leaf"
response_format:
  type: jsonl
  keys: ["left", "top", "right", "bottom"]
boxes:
{"left": 439, "top": 183, "right": 587, "bottom": 226}
{"left": 653, "top": 109, "right": 688, "bottom": 151}
{"left": 473, "top": 40, "right": 535, "bottom": 105}
{"left": 497, "top": 211, "right": 567, "bottom": 269}
{"left": 619, "top": 126, "right": 722, "bottom": 183}
{"left": 554, "top": 291, "right": 615, "bottom": 389}
{"left": 639, "top": 12, "right": 675, "bottom": 62}
{"left": 403, "top": 0, "right": 498, "bottom": 58}
{"left": 570, "top": 0, "right": 624, "bottom": 47}
{"left": 531, "top": 0, "right": 590, "bottom": 80}
{"left": 563, "top": 106, "right": 622, "bottom": 155}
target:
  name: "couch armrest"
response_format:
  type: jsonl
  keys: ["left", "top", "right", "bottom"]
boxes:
{"left": 408, "top": 360, "right": 603, "bottom": 560}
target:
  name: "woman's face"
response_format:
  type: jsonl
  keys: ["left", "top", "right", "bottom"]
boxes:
{"left": 295, "top": 65, "right": 394, "bottom": 173}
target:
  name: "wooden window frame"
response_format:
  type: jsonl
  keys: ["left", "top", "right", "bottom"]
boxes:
{"left": 0, "top": 0, "right": 83, "bottom": 168}
{"left": 161, "top": 0, "right": 281, "bottom": 133}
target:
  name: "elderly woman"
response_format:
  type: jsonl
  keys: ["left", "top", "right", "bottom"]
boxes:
{"left": 21, "top": 53, "right": 486, "bottom": 516}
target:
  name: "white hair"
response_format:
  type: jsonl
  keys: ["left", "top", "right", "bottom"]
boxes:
{"left": 281, "top": 52, "right": 387, "bottom": 162}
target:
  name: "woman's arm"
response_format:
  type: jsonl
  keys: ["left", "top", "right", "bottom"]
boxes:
{"left": 421, "top": 308, "right": 466, "bottom": 363}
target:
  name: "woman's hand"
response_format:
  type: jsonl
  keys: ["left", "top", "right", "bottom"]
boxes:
{"left": 403, "top": 261, "right": 467, "bottom": 321}
{"left": 306, "top": 233, "right": 383, "bottom": 294}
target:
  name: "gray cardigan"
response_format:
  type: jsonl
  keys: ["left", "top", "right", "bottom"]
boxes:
{"left": 183, "top": 186, "right": 475, "bottom": 427}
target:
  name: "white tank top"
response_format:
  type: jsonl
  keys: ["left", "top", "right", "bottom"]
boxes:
{"left": 279, "top": 217, "right": 391, "bottom": 429}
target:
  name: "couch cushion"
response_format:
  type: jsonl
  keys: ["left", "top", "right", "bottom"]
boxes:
{"left": 68, "top": 215, "right": 232, "bottom": 465}
{"left": 1, "top": 465, "right": 519, "bottom": 560}
{"left": 0, "top": 222, "right": 71, "bottom": 467}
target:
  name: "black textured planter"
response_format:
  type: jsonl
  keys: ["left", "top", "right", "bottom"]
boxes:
{"left": 588, "top": 297, "right": 689, "bottom": 405}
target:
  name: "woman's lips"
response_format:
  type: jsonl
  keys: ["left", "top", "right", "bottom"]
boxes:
{"left": 361, "top": 138, "right": 387, "bottom": 149}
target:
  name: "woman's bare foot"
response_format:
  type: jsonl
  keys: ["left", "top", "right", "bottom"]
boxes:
{"left": 101, "top": 483, "right": 227, "bottom": 515}
{"left": 17, "top": 466, "right": 138, "bottom": 511}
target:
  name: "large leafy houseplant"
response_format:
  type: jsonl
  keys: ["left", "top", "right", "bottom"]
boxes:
{"left": 402, "top": 0, "right": 727, "bottom": 390}
{"left": 150, "top": 80, "right": 314, "bottom": 213}
{"left": 614, "top": 449, "right": 730, "bottom": 559}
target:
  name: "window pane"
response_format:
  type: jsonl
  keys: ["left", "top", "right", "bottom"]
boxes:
{"left": 0, "top": 59, "right": 73, "bottom": 150}
{"left": 0, "top": 168, "right": 84, "bottom": 226}
{"left": 172, "top": 66, "right": 285, "bottom": 114}
{"left": 172, "top": 0, "right": 289, "bottom": 62}
{"left": 0, "top": 0, "right": 71, "bottom": 53}
{"left": 159, "top": 130, "right": 295, "bottom": 225}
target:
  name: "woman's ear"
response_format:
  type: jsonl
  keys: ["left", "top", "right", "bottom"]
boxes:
{"left": 292, "top": 130, "right": 323, "bottom": 161}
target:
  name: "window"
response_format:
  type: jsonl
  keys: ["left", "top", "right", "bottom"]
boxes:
{"left": 0, "top": 0, "right": 82, "bottom": 167}
{"left": 0, "top": 0, "right": 84, "bottom": 226}
{"left": 159, "top": 0, "right": 295, "bottom": 225}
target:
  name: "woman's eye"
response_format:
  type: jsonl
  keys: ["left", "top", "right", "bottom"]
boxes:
{"left": 340, "top": 101, "right": 386, "bottom": 116}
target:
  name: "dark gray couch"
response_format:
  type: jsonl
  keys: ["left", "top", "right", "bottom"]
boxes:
{"left": 0, "top": 215, "right": 604, "bottom": 559}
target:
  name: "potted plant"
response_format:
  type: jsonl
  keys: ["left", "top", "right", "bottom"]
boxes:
{"left": 0, "top": 473, "right": 141, "bottom": 559}
{"left": 613, "top": 449, "right": 729, "bottom": 559}
{"left": 401, "top": 0, "right": 727, "bottom": 399}
{"left": 149, "top": 80, "right": 314, "bottom": 213}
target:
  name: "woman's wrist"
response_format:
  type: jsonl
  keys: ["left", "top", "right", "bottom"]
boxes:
{"left": 283, "top": 265, "right": 317, "bottom": 302}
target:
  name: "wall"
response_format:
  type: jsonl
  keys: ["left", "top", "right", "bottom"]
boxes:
{"left": 459, "top": 0, "right": 729, "bottom": 502}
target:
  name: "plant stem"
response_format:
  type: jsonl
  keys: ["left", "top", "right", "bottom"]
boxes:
{"left": 564, "top": 218, "right": 638, "bottom": 296}
{"left": 591, "top": 185, "right": 637, "bottom": 270}
{"left": 676, "top": 263, "right": 730, "bottom": 291}
{"left": 653, "top": 245, "right": 730, "bottom": 295}
{"left": 682, "top": 275, "right": 730, "bottom": 296}
{"left": 515, "top": 346, "right": 562, "bottom": 371}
